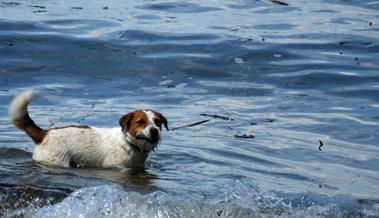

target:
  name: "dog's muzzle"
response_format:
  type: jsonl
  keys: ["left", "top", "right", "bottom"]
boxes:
{"left": 136, "top": 127, "right": 160, "bottom": 144}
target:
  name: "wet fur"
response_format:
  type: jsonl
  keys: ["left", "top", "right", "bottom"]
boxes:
{"left": 9, "top": 90, "right": 168, "bottom": 168}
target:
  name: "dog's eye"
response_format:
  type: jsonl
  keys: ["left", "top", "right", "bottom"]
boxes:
{"left": 136, "top": 119, "right": 145, "bottom": 125}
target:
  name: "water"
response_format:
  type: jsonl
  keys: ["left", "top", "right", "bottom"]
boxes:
{"left": 1, "top": 0, "right": 379, "bottom": 217}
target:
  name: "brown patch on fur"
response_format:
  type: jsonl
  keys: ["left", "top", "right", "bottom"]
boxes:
{"left": 152, "top": 111, "right": 169, "bottom": 131}
{"left": 119, "top": 111, "right": 148, "bottom": 137}
{"left": 119, "top": 112, "right": 134, "bottom": 130}
{"left": 14, "top": 112, "right": 47, "bottom": 144}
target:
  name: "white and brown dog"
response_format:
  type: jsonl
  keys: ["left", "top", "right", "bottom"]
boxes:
{"left": 9, "top": 90, "right": 168, "bottom": 168}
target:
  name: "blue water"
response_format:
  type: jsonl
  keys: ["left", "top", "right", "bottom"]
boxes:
{"left": 1, "top": 0, "right": 379, "bottom": 217}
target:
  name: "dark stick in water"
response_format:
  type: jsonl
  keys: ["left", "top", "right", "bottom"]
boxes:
{"left": 270, "top": 0, "right": 289, "bottom": 6}
{"left": 171, "top": 119, "right": 211, "bottom": 131}
{"left": 200, "top": 113, "right": 231, "bottom": 120}
{"left": 234, "top": 134, "right": 255, "bottom": 139}
{"left": 318, "top": 140, "right": 324, "bottom": 151}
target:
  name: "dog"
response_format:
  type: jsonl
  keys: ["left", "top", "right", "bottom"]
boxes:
{"left": 9, "top": 89, "right": 168, "bottom": 168}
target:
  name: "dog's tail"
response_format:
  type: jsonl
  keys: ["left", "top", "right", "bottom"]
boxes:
{"left": 9, "top": 89, "right": 46, "bottom": 144}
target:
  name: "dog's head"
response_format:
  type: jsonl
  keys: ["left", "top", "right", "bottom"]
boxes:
{"left": 119, "top": 110, "right": 168, "bottom": 153}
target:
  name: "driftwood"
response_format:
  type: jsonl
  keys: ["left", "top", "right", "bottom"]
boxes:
{"left": 171, "top": 113, "right": 233, "bottom": 131}
{"left": 200, "top": 113, "right": 232, "bottom": 120}
{"left": 270, "top": 0, "right": 289, "bottom": 6}
{"left": 171, "top": 119, "right": 211, "bottom": 131}
{"left": 234, "top": 134, "right": 255, "bottom": 139}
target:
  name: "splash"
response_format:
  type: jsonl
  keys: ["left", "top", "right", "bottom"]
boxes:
{"left": 2, "top": 179, "right": 376, "bottom": 218}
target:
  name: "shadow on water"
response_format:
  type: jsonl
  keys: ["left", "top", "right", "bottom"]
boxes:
{"left": 0, "top": 147, "right": 159, "bottom": 188}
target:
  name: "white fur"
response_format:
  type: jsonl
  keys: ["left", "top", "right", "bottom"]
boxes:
{"left": 142, "top": 110, "right": 161, "bottom": 146}
{"left": 9, "top": 89, "right": 34, "bottom": 123}
{"left": 34, "top": 127, "right": 149, "bottom": 168}
{"left": 10, "top": 90, "right": 162, "bottom": 168}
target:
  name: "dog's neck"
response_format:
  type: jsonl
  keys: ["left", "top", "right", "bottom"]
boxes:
{"left": 129, "top": 142, "right": 149, "bottom": 154}
{"left": 123, "top": 129, "right": 154, "bottom": 155}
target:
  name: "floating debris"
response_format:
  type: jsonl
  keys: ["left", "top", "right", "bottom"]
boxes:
{"left": 2, "top": 2, "right": 21, "bottom": 6}
{"left": 250, "top": 122, "right": 258, "bottom": 125}
{"left": 234, "top": 134, "right": 255, "bottom": 139}
{"left": 71, "top": 6, "right": 83, "bottom": 10}
{"left": 338, "top": 41, "right": 372, "bottom": 46}
{"left": 32, "top": 10, "right": 46, "bottom": 13}
{"left": 318, "top": 140, "right": 324, "bottom": 151}
{"left": 31, "top": 5, "right": 45, "bottom": 9}
{"left": 271, "top": 0, "right": 289, "bottom": 6}
{"left": 355, "top": 57, "right": 360, "bottom": 65}
{"left": 171, "top": 119, "right": 210, "bottom": 131}
{"left": 200, "top": 113, "right": 232, "bottom": 120}
{"left": 264, "top": 118, "right": 276, "bottom": 123}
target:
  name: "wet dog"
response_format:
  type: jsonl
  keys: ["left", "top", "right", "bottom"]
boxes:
{"left": 9, "top": 90, "right": 168, "bottom": 168}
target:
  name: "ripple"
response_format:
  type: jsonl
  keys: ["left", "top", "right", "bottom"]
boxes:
{"left": 137, "top": 2, "right": 222, "bottom": 13}
{"left": 0, "top": 0, "right": 379, "bottom": 216}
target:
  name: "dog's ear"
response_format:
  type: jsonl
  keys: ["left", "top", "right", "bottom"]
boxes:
{"left": 154, "top": 112, "right": 169, "bottom": 131}
{"left": 119, "top": 112, "right": 134, "bottom": 130}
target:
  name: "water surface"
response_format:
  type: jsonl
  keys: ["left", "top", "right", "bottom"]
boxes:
{"left": 1, "top": 0, "right": 379, "bottom": 217}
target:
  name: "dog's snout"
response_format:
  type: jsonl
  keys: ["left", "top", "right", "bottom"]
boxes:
{"left": 150, "top": 128, "right": 159, "bottom": 137}
{"left": 149, "top": 128, "right": 159, "bottom": 143}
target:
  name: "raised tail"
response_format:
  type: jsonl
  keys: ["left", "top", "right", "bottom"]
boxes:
{"left": 9, "top": 89, "right": 46, "bottom": 144}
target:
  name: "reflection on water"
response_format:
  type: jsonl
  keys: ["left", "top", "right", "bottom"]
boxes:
{"left": 37, "top": 163, "right": 159, "bottom": 191}
{"left": 0, "top": 0, "right": 379, "bottom": 217}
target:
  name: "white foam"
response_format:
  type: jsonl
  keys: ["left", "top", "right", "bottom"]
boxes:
{"left": 6, "top": 180, "right": 378, "bottom": 218}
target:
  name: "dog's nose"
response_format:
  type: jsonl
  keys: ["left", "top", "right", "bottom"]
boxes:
{"left": 150, "top": 128, "right": 159, "bottom": 142}
{"left": 150, "top": 128, "right": 158, "bottom": 137}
